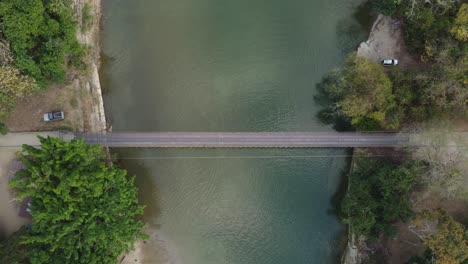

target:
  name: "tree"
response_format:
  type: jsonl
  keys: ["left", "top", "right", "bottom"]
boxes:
{"left": 400, "top": 0, "right": 461, "bottom": 61}
{"left": 0, "top": 228, "right": 30, "bottom": 264}
{"left": 341, "top": 158, "right": 421, "bottom": 237}
{"left": 0, "top": 0, "right": 83, "bottom": 86}
{"left": 316, "top": 54, "right": 396, "bottom": 130}
{"left": 387, "top": 41, "right": 467, "bottom": 123}
{"left": 450, "top": 3, "right": 468, "bottom": 41}
{"left": 409, "top": 209, "right": 468, "bottom": 264}
{"left": 372, "top": 0, "right": 400, "bottom": 16}
{"left": 8, "top": 137, "right": 146, "bottom": 264}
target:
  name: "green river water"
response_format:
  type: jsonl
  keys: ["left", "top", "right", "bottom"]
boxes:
{"left": 102, "top": 0, "right": 369, "bottom": 263}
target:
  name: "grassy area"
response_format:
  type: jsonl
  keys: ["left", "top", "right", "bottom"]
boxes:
{"left": 82, "top": 3, "right": 94, "bottom": 33}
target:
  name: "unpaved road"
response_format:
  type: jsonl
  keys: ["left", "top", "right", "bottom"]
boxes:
{"left": 0, "top": 149, "right": 31, "bottom": 238}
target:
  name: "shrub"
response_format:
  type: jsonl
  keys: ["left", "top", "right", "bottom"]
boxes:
{"left": 0, "top": 65, "right": 38, "bottom": 121}
{"left": 0, "top": 123, "right": 8, "bottom": 135}
{"left": 82, "top": 3, "right": 94, "bottom": 33}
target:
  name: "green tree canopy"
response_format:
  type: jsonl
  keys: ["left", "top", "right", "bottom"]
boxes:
{"left": 0, "top": 0, "right": 83, "bottom": 86}
{"left": 316, "top": 54, "right": 396, "bottom": 130}
{"left": 0, "top": 228, "right": 29, "bottom": 264}
{"left": 8, "top": 137, "right": 145, "bottom": 264}
{"left": 400, "top": 0, "right": 463, "bottom": 62}
{"left": 341, "top": 158, "right": 422, "bottom": 237}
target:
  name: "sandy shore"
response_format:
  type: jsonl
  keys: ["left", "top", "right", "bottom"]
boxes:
{"left": 121, "top": 228, "right": 180, "bottom": 264}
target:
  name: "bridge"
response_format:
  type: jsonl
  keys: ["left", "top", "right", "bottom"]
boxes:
{"left": 75, "top": 132, "right": 410, "bottom": 148}
{"left": 0, "top": 131, "right": 415, "bottom": 148}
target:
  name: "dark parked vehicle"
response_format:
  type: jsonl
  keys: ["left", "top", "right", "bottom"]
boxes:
{"left": 43, "top": 111, "right": 64, "bottom": 122}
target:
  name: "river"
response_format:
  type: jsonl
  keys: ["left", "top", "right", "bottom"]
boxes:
{"left": 101, "top": 0, "right": 368, "bottom": 263}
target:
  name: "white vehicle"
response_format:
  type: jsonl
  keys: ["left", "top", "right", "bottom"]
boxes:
{"left": 382, "top": 59, "right": 398, "bottom": 66}
{"left": 43, "top": 111, "right": 65, "bottom": 122}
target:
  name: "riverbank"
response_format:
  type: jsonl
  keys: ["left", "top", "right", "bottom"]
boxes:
{"left": 342, "top": 12, "right": 468, "bottom": 264}
{"left": 4, "top": 0, "right": 106, "bottom": 133}
{"left": 0, "top": 0, "right": 107, "bottom": 243}
{"left": 341, "top": 14, "right": 409, "bottom": 264}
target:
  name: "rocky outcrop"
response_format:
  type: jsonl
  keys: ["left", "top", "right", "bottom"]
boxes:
{"left": 342, "top": 234, "right": 359, "bottom": 264}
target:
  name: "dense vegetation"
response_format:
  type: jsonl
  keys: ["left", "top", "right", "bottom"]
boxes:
{"left": 0, "top": 0, "right": 84, "bottom": 130}
{"left": 0, "top": 137, "right": 146, "bottom": 263}
{"left": 340, "top": 158, "right": 421, "bottom": 237}
{"left": 0, "top": 0, "right": 83, "bottom": 86}
{"left": 408, "top": 209, "right": 468, "bottom": 264}
{"left": 335, "top": 2, "right": 467, "bottom": 263}
{"left": 317, "top": 1, "right": 467, "bottom": 131}
{"left": 316, "top": 54, "right": 396, "bottom": 130}
{"left": 373, "top": 0, "right": 467, "bottom": 60}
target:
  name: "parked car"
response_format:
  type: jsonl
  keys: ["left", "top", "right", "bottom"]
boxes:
{"left": 43, "top": 111, "right": 64, "bottom": 122}
{"left": 382, "top": 59, "right": 398, "bottom": 66}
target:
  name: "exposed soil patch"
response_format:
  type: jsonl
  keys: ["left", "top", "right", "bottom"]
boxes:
{"left": 357, "top": 14, "right": 419, "bottom": 68}
{"left": 382, "top": 222, "right": 425, "bottom": 264}
{"left": 120, "top": 228, "right": 180, "bottom": 264}
{"left": 383, "top": 194, "right": 468, "bottom": 264}
{"left": 415, "top": 193, "right": 468, "bottom": 225}
{"left": 6, "top": 75, "right": 94, "bottom": 132}
{"left": 452, "top": 118, "right": 468, "bottom": 132}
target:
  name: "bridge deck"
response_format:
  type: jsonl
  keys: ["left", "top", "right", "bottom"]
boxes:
{"left": 76, "top": 132, "right": 409, "bottom": 148}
